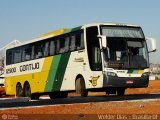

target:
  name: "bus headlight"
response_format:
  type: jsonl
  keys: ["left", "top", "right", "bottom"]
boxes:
{"left": 141, "top": 72, "right": 150, "bottom": 77}
{"left": 107, "top": 72, "right": 117, "bottom": 77}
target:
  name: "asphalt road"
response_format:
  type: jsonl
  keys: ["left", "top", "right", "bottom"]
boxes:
{"left": 0, "top": 94, "right": 160, "bottom": 109}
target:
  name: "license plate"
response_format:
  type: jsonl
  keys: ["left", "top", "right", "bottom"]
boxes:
{"left": 126, "top": 80, "right": 133, "bottom": 84}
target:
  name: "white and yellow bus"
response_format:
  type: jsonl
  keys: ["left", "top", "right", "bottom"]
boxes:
{"left": 5, "top": 23, "right": 156, "bottom": 99}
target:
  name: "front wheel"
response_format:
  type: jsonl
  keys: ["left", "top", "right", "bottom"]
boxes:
{"left": 75, "top": 77, "right": 88, "bottom": 97}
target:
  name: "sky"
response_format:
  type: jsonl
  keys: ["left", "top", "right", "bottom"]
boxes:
{"left": 0, "top": 0, "right": 159, "bottom": 63}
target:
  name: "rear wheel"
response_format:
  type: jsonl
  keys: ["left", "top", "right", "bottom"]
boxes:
{"left": 16, "top": 83, "right": 23, "bottom": 97}
{"left": 117, "top": 88, "right": 125, "bottom": 96}
{"left": 75, "top": 77, "right": 88, "bottom": 97}
{"left": 24, "top": 82, "right": 31, "bottom": 98}
{"left": 24, "top": 82, "right": 40, "bottom": 100}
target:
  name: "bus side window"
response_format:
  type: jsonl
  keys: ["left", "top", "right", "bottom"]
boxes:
{"left": 22, "top": 47, "right": 25, "bottom": 61}
{"left": 80, "top": 32, "right": 84, "bottom": 49}
{"left": 44, "top": 42, "right": 49, "bottom": 57}
{"left": 50, "top": 40, "right": 55, "bottom": 55}
{"left": 75, "top": 31, "right": 84, "bottom": 50}
{"left": 22, "top": 46, "right": 32, "bottom": 61}
{"left": 59, "top": 37, "right": 65, "bottom": 53}
{"left": 14, "top": 48, "right": 21, "bottom": 63}
{"left": 35, "top": 43, "right": 43, "bottom": 59}
{"left": 6, "top": 50, "right": 13, "bottom": 65}
{"left": 64, "top": 36, "right": 70, "bottom": 52}
{"left": 75, "top": 33, "right": 81, "bottom": 50}
{"left": 56, "top": 39, "right": 60, "bottom": 54}
{"left": 70, "top": 35, "right": 76, "bottom": 51}
{"left": 31, "top": 45, "right": 35, "bottom": 59}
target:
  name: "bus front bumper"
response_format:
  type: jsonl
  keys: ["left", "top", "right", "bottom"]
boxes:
{"left": 103, "top": 74, "right": 149, "bottom": 88}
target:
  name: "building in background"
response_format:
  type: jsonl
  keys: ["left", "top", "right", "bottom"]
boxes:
{"left": 150, "top": 64, "right": 160, "bottom": 80}
{"left": 0, "top": 59, "right": 4, "bottom": 74}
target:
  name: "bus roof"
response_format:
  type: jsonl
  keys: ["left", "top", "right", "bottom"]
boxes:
{"left": 81, "top": 22, "right": 140, "bottom": 28}
{"left": 6, "top": 22, "right": 140, "bottom": 50}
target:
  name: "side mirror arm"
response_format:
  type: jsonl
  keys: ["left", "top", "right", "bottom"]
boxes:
{"left": 97, "top": 35, "right": 107, "bottom": 48}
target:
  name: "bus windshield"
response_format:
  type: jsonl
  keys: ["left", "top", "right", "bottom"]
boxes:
{"left": 101, "top": 26, "right": 149, "bottom": 69}
{"left": 101, "top": 26, "right": 144, "bottom": 38}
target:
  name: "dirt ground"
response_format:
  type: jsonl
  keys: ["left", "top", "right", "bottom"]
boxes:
{"left": 0, "top": 80, "right": 160, "bottom": 120}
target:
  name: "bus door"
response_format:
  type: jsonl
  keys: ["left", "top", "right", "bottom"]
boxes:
{"left": 86, "top": 26, "right": 103, "bottom": 87}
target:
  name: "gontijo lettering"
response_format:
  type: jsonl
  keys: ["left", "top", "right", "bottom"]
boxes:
{"left": 20, "top": 62, "right": 40, "bottom": 72}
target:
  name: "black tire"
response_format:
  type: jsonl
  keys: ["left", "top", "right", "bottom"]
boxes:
{"left": 24, "top": 82, "right": 31, "bottom": 98}
{"left": 76, "top": 77, "right": 88, "bottom": 97}
{"left": 61, "top": 91, "right": 68, "bottom": 98}
{"left": 117, "top": 88, "right": 125, "bottom": 96}
{"left": 105, "top": 88, "right": 116, "bottom": 95}
{"left": 31, "top": 94, "right": 40, "bottom": 100}
{"left": 16, "top": 83, "right": 23, "bottom": 97}
{"left": 49, "top": 91, "right": 68, "bottom": 99}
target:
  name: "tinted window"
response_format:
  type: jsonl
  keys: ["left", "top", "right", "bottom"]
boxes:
{"left": 50, "top": 40, "right": 55, "bottom": 55}
{"left": 6, "top": 50, "right": 13, "bottom": 65}
{"left": 14, "top": 48, "right": 21, "bottom": 63}
{"left": 6, "top": 29, "right": 84, "bottom": 65}
{"left": 22, "top": 45, "right": 32, "bottom": 61}
{"left": 44, "top": 42, "right": 49, "bottom": 57}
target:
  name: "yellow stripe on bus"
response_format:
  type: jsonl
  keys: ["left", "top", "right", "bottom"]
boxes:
{"left": 38, "top": 56, "right": 53, "bottom": 92}
{"left": 38, "top": 28, "right": 69, "bottom": 38}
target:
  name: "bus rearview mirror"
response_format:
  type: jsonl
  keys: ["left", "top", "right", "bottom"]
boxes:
{"left": 146, "top": 37, "right": 156, "bottom": 53}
